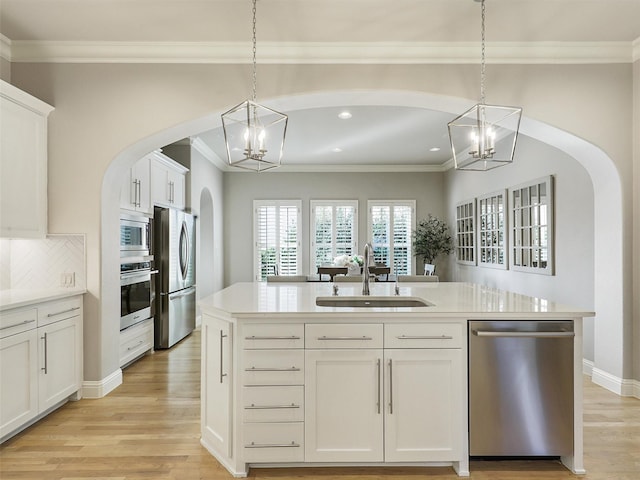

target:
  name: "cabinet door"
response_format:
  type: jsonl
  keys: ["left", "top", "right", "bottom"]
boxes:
{"left": 0, "top": 93, "right": 49, "bottom": 238}
{"left": 201, "top": 315, "right": 233, "bottom": 459}
{"left": 0, "top": 329, "right": 39, "bottom": 438}
{"left": 305, "top": 349, "right": 383, "bottom": 462}
{"left": 38, "top": 316, "right": 82, "bottom": 411}
{"left": 132, "top": 156, "right": 151, "bottom": 214}
{"left": 384, "top": 349, "right": 462, "bottom": 462}
{"left": 168, "top": 169, "right": 185, "bottom": 210}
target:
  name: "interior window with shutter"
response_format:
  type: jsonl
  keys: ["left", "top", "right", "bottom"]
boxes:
{"left": 254, "top": 200, "right": 302, "bottom": 281}
{"left": 368, "top": 200, "right": 416, "bottom": 275}
{"left": 310, "top": 200, "right": 358, "bottom": 272}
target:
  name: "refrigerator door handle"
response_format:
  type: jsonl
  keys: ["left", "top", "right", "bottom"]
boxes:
{"left": 169, "top": 286, "right": 196, "bottom": 300}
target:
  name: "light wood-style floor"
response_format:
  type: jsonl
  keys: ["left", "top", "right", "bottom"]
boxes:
{"left": 1, "top": 328, "right": 638, "bottom": 480}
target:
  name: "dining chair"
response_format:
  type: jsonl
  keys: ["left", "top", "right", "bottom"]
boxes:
{"left": 424, "top": 264, "right": 436, "bottom": 276}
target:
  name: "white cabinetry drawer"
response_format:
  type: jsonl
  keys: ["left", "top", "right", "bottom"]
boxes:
{"left": 242, "top": 386, "right": 304, "bottom": 423}
{"left": 119, "top": 318, "right": 154, "bottom": 367}
{"left": 384, "top": 323, "right": 462, "bottom": 349}
{"left": 242, "top": 422, "right": 304, "bottom": 463}
{"left": 305, "top": 323, "right": 383, "bottom": 349}
{"left": 243, "top": 324, "right": 304, "bottom": 349}
{"left": 0, "top": 308, "right": 37, "bottom": 339}
{"left": 38, "top": 297, "right": 82, "bottom": 328}
{"left": 243, "top": 350, "right": 304, "bottom": 385}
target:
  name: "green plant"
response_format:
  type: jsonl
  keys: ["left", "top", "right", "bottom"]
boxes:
{"left": 412, "top": 215, "right": 454, "bottom": 265}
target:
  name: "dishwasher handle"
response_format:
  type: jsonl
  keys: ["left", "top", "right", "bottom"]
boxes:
{"left": 472, "top": 330, "right": 575, "bottom": 338}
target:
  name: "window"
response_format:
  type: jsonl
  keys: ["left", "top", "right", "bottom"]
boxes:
{"left": 310, "top": 200, "right": 358, "bottom": 272}
{"left": 455, "top": 200, "right": 476, "bottom": 265}
{"left": 368, "top": 201, "right": 416, "bottom": 275}
{"left": 477, "top": 191, "right": 507, "bottom": 269}
{"left": 509, "top": 176, "right": 554, "bottom": 275}
{"left": 254, "top": 200, "right": 302, "bottom": 281}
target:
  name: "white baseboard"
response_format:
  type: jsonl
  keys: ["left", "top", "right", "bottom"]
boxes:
{"left": 582, "top": 358, "right": 594, "bottom": 376}
{"left": 82, "top": 368, "right": 122, "bottom": 398}
{"left": 591, "top": 367, "right": 639, "bottom": 398}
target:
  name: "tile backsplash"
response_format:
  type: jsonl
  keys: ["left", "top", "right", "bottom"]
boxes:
{"left": 0, "top": 235, "right": 86, "bottom": 290}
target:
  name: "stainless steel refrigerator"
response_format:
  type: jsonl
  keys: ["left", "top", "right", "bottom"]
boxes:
{"left": 153, "top": 206, "right": 196, "bottom": 349}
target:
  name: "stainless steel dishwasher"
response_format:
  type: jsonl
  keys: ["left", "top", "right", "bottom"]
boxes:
{"left": 468, "top": 320, "right": 574, "bottom": 457}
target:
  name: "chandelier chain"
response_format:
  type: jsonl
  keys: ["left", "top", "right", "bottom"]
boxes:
{"left": 251, "top": 0, "right": 258, "bottom": 102}
{"left": 480, "top": 0, "right": 486, "bottom": 104}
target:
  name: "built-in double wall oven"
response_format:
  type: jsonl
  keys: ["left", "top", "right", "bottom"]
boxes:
{"left": 120, "top": 213, "right": 156, "bottom": 331}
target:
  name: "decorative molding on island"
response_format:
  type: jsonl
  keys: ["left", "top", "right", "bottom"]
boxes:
{"left": 198, "top": 282, "right": 593, "bottom": 478}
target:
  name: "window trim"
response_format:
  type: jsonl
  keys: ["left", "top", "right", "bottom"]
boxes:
{"left": 367, "top": 200, "right": 416, "bottom": 275}
{"left": 508, "top": 176, "right": 554, "bottom": 275}
{"left": 253, "top": 199, "right": 302, "bottom": 281}
{"left": 309, "top": 200, "right": 359, "bottom": 274}
{"left": 455, "top": 199, "right": 476, "bottom": 266}
{"left": 477, "top": 190, "right": 508, "bottom": 270}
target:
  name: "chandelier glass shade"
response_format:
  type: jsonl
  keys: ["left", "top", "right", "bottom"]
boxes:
{"left": 221, "top": 0, "right": 288, "bottom": 172}
{"left": 448, "top": 103, "right": 522, "bottom": 171}
{"left": 221, "top": 100, "right": 288, "bottom": 172}
{"left": 448, "top": 0, "right": 522, "bottom": 171}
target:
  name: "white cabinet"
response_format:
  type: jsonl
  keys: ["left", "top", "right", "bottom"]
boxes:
{"left": 201, "top": 315, "right": 233, "bottom": 459}
{"left": 0, "top": 80, "right": 54, "bottom": 238}
{"left": 120, "top": 155, "right": 151, "bottom": 214}
{"left": 0, "top": 295, "right": 83, "bottom": 442}
{"left": 38, "top": 316, "right": 82, "bottom": 411}
{"left": 305, "top": 348, "right": 383, "bottom": 462}
{"left": 384, "top": 349, "right": 462, "bottom": 462}
{"left": 150, "top": 152, "right": 188, "bottom": 210}
{"left": 0, "top": 328, "right": 39, "bottom": 438}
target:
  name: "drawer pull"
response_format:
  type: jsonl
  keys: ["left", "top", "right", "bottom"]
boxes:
{"left": 245, "top": 366, "right": 301, "bottom": 372}
{"left": 127, "top": 340, "right": 144, "bottom": 351}
{"left": 396, "top": 335, "right": 453, "bottom": 340}
{"left": 245, "top": 441, "right": 300, "bottom": 449}
{"left": 47, "top": 306, "right": 80, "bottom": 317}
{"left": 245, "top": 335, "right": 301, "bottom": 340}
{"left": 245, "top": 403, "right": 300, "bottom": 410}
{"left": 317, "top": 336, "right": 372, "bottom": 341}
{"left": 0, "top": 319, "right": 36, "bottom": 331}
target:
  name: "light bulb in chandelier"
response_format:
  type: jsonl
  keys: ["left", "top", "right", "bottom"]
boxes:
{"left": 244, "top": 125, "right": 267, "bottom": 160}
{"left": 469, "top": 124, "right": 496, "bottom": 159}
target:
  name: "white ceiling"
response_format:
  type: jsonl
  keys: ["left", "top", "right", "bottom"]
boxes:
{"left": 2, "top": 0, "right": 639, "bottom": 171}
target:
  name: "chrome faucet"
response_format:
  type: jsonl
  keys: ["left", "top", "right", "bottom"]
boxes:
{"left": 362, "top": 242, "right": 373, "bottom": 296}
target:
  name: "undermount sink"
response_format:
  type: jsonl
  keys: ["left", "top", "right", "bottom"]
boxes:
{"left": 316, "top": 296, "right": 433, "bottom": 308}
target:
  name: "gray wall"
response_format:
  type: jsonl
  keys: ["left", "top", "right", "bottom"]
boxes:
{"left": 445, "top": 135, "right": 595, "bottom": 361}
{"left": 223, "top": 171, "right": 445, "bottom": 285}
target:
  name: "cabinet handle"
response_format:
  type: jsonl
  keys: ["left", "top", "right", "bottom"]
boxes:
{"left": 396, "top": 335, "right": 453, "bottom": 340}
{"left": 245, "top": 441, "right": 300, "bottom": 449}
{"left": 220, "top": 330, "right": 228, "bottom": 384}
{"left": 47, "top": 306, "right": 81, "bottom": 317}
{"left": 127, "top": 340, "right": 144, "bottom": 351}
{"left": 317, "top": 336, "right": 372, "bottom": 341}
{"left": 170, "top": 181, "right": 175, "bottom": 203}
{"left": 245, "top": 335, "right": 301, "bottom": 340}
{"left": 0, "top": 319, "right": 36, "bottom": 331}
{"left": 388, "top": 358, "right": 393, "bottom": 414}
{"left": 376, "top": 358, "right": 381, "bottom": 414}
{"left": 245, "top": 403, "right": 300, "bottom": 410}
{"left": 245, "top": 367, "right": 300, "bottom": 372}
{"left": 41, "top": 332, "right": 48, "bottom": 374}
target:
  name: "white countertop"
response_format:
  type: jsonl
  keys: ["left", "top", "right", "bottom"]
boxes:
{"left": 199, "top": 282, "right": 594, "bottom": 319}
{"left": 0, "top": 288, "right": 87, "bottom": 312}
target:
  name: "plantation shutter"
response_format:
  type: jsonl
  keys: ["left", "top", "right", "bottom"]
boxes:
{"left": 368, "top": 201, "right": 416, "bottom": 275}
{"left": 310, "top": 201, "right": 358, "bottom": 272}
{"left": 254, "top": 201, "right": 301, "bottom": 280}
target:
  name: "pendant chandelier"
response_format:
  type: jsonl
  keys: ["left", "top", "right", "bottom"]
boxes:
{"left": 448, "top": 0, "right": 522, "bottom": 171}
{"left": 221, "top": 0, "right": 288, "bottom": 172}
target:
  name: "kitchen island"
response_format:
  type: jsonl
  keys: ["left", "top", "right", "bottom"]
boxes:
{"left": 198, "top": 281, "right": 593, "bottom": 477}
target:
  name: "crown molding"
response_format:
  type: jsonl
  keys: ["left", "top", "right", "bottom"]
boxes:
{"left": 190, "top": 136, "right": 229, "bottom": 171}
{"left": 5, "top": 40, "right": 636, "bottom": 65}
{"left": 0, "top": 34, "right": 11, "bottom": 61}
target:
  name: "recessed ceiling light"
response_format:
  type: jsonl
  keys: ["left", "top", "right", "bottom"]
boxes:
{"left": 429, "top": 147, "right": 441, "bottom": 152}
{"left": 338, "top": 111, "right": 352, "bottom": 120}
{"left": 332, "top": 147, "right": 343, "bottom": 153}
